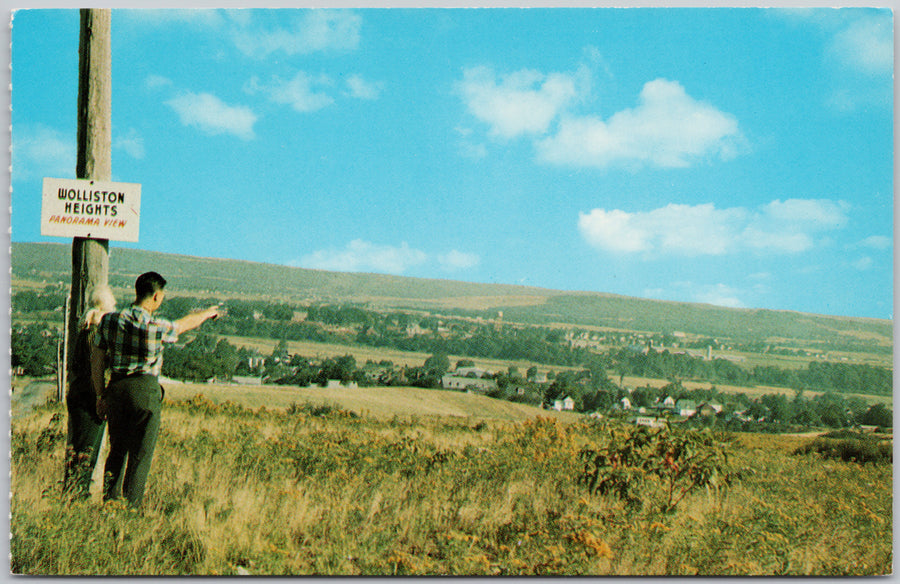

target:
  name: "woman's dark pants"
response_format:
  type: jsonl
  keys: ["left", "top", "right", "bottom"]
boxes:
{"left": 63, "top": 391, "right": 106, "bottom": 498}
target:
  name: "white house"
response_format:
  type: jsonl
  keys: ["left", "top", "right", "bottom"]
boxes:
{"left": 676, "top": 400, "right": 697, "bottom": 417}
{"left": 553, "top": 396, "right": 575, "bottom": 411}
{"left": 634, "top": 416, "right": 663, "bottom": 428}
{"left": 442, "top": 375, "right": 497, "bottom": 393}
{"left": 528, "top": 370, "right": 549, "bottom": 383}
{"left": 324, "top": 379, "right": 358, "bottom": 389}
{"left": 620, "top": 397, "right": 632, "bottom": 410}
{"left": 232, "top": 375, "right": 264, "bottom": 386}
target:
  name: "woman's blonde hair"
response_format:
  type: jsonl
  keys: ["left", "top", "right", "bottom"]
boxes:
{"left": 82, "top": 285, "right": 117, "bottom": 328}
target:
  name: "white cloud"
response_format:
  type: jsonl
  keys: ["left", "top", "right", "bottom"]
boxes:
{"left": 578, "top": 203, "right": 746, "bottom": 256}
{"left": 852, "top": 256, "right": 874, "bottom": 271}
{"left": 644, "top": 281, "right": 746, "bottom": 309}
{"left": 779, "top": 9, "right": 892, "bottom": 76}
{"left": 579, "top": 198, "right": 848, "bottom": 257}
{"left": 166, "top": 92, "right": 257, "bottom": 140}
{"left": 744, "top": 199, "right": 848, "bottom": 253}
{"left": 122, "top": 9, "right": 227, "bottom": 28}
{"left": 12, "top": 124, "right": 74, "bottom": 181}
{"left": 454, "top": 66, "right": 744, "bottom": 169}
{"left": 298, "top": 241, "right": 480, "bottom": 275}
{"left": 829, "top": 13, "right": 893, "bottom": 76}
{"left": 456, "top": 65, "right": 587, "bottom": 139}
{"left": 344, "top": 74, "right": 382, "bottom": 100}
{"left": 300, "top": 240, "right": 427, "bottom": 274}
{"left": 231, "top": 10, "right": 361, "bottom": 58}
{"left": 693, "top": 283, "right": 746, "bottom": 309}
{"left": 114, "top": 129, "right": 145, "bottom": 160}
{"left": 438, "top": 250, "right": 480, "bottom": 271}
{"left": 145, "top": 75, "right": 173, "bottom": 90}
{"left": 759, "top": 198, "right": 848, "bottom": 228}
{"left": 537, "top": 79, "right": 741, "bottom": 169}
{"left": 124, "top": 10, "right": 360, "bottom": 59}
{"left": 578, "top": 208, "right": 653, "bottom": 253}
{"left": 783, "top": 9, "right": 893, "bottom": 111}
{"left": 248, "top": 72, "right": 334, "bottom": 113}
{"left": 859, "top": 235, "right": 891, "bottom": 250}
{"left": 741, "top": 229, "right": 812, "bottom": 254}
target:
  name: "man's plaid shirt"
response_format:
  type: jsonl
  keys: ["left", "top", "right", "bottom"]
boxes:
{"left": 95, "top": 305, "right": 179, "bottom": 377}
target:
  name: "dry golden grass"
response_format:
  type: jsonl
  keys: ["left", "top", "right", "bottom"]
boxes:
{"left": 10, "top": 391, "right": 893, "bottom": 576}
{"left": 162, "top": 381, "right": 580, "bottom": 423}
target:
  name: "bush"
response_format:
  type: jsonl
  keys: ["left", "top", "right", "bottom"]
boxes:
{"left": 578, "top": 425, "right": 734, "bottom": 512}
{"left": 821, "top": 429, "right": 871, "bottom": 441}
{"left": 795, "top": 437, "right": 892, "bottom": 465}
{"left": 286, "top": 402, "right": 358, "bottom": 418}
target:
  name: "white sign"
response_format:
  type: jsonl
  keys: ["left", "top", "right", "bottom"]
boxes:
{"left": 41, "top": 177, "right": 141, "bottom": 242}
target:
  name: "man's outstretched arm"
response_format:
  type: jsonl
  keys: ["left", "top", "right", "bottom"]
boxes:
{"left": 174, "top": 305, "right": 221, "bottom": 335}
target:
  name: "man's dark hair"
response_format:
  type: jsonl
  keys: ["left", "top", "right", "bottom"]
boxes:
{"left": 135, "top": 271, "right": 167, "bottom": 302}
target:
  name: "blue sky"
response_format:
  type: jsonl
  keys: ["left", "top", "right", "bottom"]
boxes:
{"left": 10, "top": 7, "right": 894, "bottom": 319}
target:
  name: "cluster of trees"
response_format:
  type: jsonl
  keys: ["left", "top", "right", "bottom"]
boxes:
{"left": 612, "top": 348, "right": 749, "bottom": 386}
{"left": 749, "top": 361, "right": 893, "bottom": 396}
{"left": 379, "top": 326, "right": 591, "bottom": 368}
{"left": 12, "top": 290, "right": 67, "bottom": 314}
{"left": 157, "top": 300, "right": 593, "bottom": 369}
{"left": 161, "top": 336, "right": 455, "bottom": 391}
{"left": 161, "top": 334, "right": 242, "bottom": 382}
{"left": 11, "top": 323, "right": 57, "bottom": 376}
{"left": 612, "top": 347, "right": 893, "bottom": 396}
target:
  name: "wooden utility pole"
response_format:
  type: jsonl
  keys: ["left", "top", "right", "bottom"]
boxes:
{"left": 65, "top": 9, "right": 111, "bottom": 395}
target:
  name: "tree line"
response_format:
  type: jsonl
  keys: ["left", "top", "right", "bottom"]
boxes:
{"left": 611, "top": 347, "right": 892, "bottom": 396}
{"left": 11, "top": 293, "right": 893, "bottom": 400}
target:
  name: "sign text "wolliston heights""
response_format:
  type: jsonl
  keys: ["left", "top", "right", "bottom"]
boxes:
{"left": 41, "top": 177, "right": 141, "bottom": 242}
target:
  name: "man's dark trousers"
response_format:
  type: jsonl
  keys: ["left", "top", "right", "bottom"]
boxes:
{"left": 103, "top": 374, "right": 162, "bottom": 507}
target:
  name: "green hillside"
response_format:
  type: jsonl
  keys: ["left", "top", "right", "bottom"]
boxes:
{"left": 502, "top": 294, "right": 892, "bottom": 347}
{"left": 12, "top": 242, "right": 548, "bottom": 304}
{"left": 11, "top": 241, "right": 892, "bottom": 348}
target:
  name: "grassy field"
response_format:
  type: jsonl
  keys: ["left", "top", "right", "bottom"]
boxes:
{"left": 161, "top": 381, "right": 582, "bottom": 422}
{"left": 10, "top": 381, "right": 892, "bottom": 576}
{"left": 733, "top": 348, "right": 892, "bottom": 370}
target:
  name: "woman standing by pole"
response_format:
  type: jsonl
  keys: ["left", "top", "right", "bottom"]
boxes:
{"left": 63, "top": 284, "right": 116, "bottom": 499}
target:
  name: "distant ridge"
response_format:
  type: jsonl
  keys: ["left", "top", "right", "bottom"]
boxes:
{"left": 11, "top": 241, "right": 892, "bottom": 347}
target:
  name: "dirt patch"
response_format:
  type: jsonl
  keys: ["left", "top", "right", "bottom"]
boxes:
{"left": 11, "top": 378, "right": 59, "bottom": 419}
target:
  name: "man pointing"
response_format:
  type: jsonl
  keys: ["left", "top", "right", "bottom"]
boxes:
{"left": 92, "top": 271, "right": 219, "bottom": 508}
